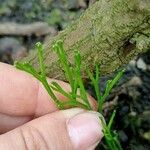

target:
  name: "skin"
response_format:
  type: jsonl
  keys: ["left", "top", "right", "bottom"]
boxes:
{"left": 0, "top": 62, "right": 102, "bottom": 150}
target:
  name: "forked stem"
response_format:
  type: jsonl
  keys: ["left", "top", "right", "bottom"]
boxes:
{"left": 15, "top": 40, "right": 123, "bottom": 150}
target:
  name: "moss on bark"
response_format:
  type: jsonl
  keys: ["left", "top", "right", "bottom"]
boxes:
{"left": 21, "top": 0, "right": 150, "bottom": 81}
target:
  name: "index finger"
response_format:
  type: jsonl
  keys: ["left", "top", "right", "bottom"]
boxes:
{"left": 0, "top": 63, "right": 97, "bottom": 117}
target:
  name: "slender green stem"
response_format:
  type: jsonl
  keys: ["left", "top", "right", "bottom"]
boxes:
{"left": 74, "top": 52, "right": 92, "bottom": 110}
{"left": 101, "top": 110, "right": 122, "bottom": 150}
{"left": 35, "top": 42, "right": 63, "bottom": 109}
{"left": 108, "top": 110, "right": 116, "bottom": 130}
{"left": 41, "top": 77, "right": 64, "bottom": 109}
{"left": 61, "top": 100, "right": 89, "bottom": 109}
{"left": 15, "top": 41, "right": 124, "bottom": 150}
{"left": 51, "top": 82, "right": 73, "bottom": 100}
{"left": 98, "top": 69, "right": 125, "bottom": 112}
{"left": 104, "top": 128, "right": 121, "bottom": 150}
{"left": 36, "top": 42, "right": 46, "bottom": 78}
{"left": 53, "top": 41, "right": 74, "bottom": 91}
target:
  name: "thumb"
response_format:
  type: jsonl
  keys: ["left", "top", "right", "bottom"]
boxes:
{"left": 0, "top": 108, "right": 103, "bottom": 150}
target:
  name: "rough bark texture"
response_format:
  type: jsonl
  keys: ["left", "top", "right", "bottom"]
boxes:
{"left": 22, "top": 0, "right": 150, "bottom": 81}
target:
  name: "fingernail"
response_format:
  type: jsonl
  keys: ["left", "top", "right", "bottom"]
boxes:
{"left": 66, "top": 110, "right": 103, "bottom": 150}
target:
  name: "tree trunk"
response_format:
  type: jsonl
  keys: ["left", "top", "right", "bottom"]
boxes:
{"left": 21, "top": 0, "right": 150, "bottom": 81}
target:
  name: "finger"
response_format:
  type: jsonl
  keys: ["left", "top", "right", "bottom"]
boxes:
{"left": 0, "top": 63, "right": 97, "bottom": 133}
{"left": 0, "top": 113, "right": 31, "bottom": 134}
{"left": 0, "top": 109, "right": 103, "bottom": 150}
{"left": 0, "top": 62, "right": 97, "bottom": 117}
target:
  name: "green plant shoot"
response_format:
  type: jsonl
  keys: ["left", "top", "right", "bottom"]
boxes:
{"left": 15, "top": 40, "right": 124, "bottom": 150}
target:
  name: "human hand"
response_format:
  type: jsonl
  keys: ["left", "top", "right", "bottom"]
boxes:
{"left": 0, "top": 62, "right": 103, "bottom": 150}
